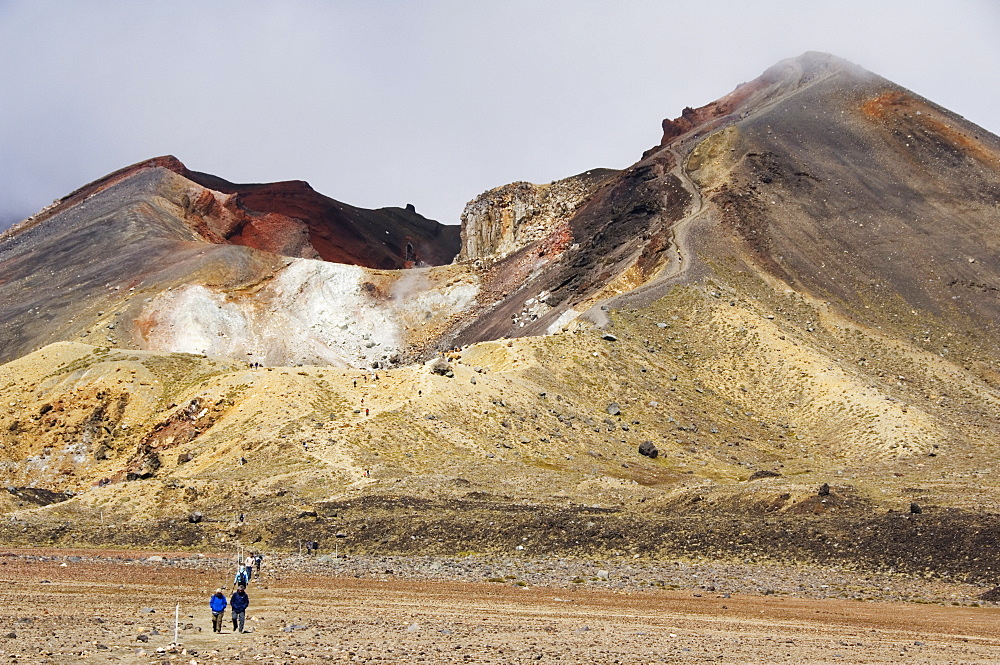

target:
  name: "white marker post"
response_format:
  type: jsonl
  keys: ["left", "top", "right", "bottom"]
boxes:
{"left": 174, "top": 604, "right": 179, "bottom": 646}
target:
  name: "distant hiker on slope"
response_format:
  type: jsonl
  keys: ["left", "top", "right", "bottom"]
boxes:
{"left": 231, "top": 585, "right": 250, "bottom": 633}
{"left": 210, "top": 589, "right": 227, "bottom": 633}
{"left": 253, "top": 552, "right": 263, "bottom": 574}
{"left": 234, "top": 565, "right": 249, "bottom": 589}
{"left": 245, "top": 554, "right": 255, "bottom": 581}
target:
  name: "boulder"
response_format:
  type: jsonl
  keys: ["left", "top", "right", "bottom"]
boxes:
{"left": 638, "top": 441, "right": 659, "bottom": 458}
{"left": 431, "top": 358, "right": 452, "bottom": 376}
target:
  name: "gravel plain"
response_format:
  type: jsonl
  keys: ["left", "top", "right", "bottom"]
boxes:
{"left": 2, "top": 548, "right": 1000, "bottom": 664}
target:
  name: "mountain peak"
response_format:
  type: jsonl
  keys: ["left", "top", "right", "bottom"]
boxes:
{"left": 2, "top": 55, "right": 1000, "bottom": 575}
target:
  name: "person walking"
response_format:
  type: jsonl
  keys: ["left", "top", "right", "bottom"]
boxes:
{"left": 244, "top": 554, "right": 255, "bottom": 583}
{"left": 253, "top": 552, "right": 263, "bottom": 575}
{"left": 231, "top": 585, "right": 250, "bottom": 633}
{"left": 209, "top": 589, "right": 227, "bottom": 633}
{"left": 233, "top": 565, "right": 249, "bottom": 589}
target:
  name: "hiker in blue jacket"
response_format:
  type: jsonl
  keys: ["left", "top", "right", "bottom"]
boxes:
{"left": 231, "top": 585, "right": 250, "bottom": 633}
{"left": 209, "top": 589, "right": 227, "bottom": 632}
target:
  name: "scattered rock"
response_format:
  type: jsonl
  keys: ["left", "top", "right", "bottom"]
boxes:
{"left": 910, "top": 502, "right": 922, "bottom": 514}
{"left": 749, "top": 470, "right": 782, "bottom": 481}
{"left": 606, "top": 403, "right": 621, "bottom": 416}
{"left": 818, "top": 483, "right": 831, "bottom": 496}
{"left": 638, "top": 441, "right": 659, "bottom": 459}
{"left": 602, "top": 333, "right": 618, "bottom": 342}
{"left": 431, "top": 358, "right": 453, "bottom": 376}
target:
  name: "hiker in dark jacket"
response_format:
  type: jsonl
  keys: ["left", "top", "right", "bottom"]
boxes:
{"left": 209, "top": 589, "right": 227, "bottom": 632}
{"left": 231, "top": 586, "right": 250, "bottom": 633}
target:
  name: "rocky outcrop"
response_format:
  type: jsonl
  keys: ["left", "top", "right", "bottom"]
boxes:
{"left": 458, "top": 169, "right": 616, "bottom": 264}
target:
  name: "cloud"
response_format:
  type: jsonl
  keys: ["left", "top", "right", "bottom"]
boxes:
{"left": 1, "top": 0, "right": 997, "bottom": 230}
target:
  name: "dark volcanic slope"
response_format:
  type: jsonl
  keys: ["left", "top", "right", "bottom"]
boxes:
{"left": 675, "top": 53, "right": 1000, "bottom": 373}
{"left": 444, "top": 53, "right": 1000, "bottom": 373}
{"left": 0, "top": 166, "right": 284, "bottom": 363}
{"left": 0, "top": 158, "right": 460, "bottom": 364}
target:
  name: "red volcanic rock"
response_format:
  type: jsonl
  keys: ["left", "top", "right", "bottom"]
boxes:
{"left": 172, "top": 167, "right": 461, "bottom": 269}
{"left": 19, "top": 155, "right": 460, "bottom": 270}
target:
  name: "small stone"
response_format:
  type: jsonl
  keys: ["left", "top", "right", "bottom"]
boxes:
{"left": 638, "top": 441, "right": 659, "bottom": 459}
{"left": 606, "top": 403, "right": 621, "bottom": 416}
{"left": 136, "top": 634, "right": 150, "bottom": 642}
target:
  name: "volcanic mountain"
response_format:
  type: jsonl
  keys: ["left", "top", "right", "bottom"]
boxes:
{"left": 2, "top": 52, "right": 1000, "bottom": 580}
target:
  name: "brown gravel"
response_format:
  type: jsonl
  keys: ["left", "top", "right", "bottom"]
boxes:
{"left": 2, "top": 549, "right": 1000, "bottom": 664}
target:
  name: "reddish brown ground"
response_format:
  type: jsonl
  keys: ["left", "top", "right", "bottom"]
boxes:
{"left": 2, "top": 550, "right": 999, "bottom": 664}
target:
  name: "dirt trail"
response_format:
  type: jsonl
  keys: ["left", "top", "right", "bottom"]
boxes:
{"left": 2, "top": 551, "right": 1000, "bottom": 664}
{"left": 585, "top": 63, "right": 847, "bottom": 328}
{"left": 586, "top": 143, "right": 709, "bottom": 328}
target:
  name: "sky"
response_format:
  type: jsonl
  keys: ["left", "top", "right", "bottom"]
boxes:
{"left": 1, "top": 0, "right": 998, "bottom": 229}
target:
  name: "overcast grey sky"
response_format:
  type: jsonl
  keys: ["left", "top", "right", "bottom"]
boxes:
{"left": 1, "top": 0, "right": 998, "bottom": 229}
